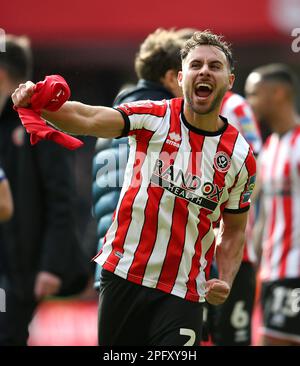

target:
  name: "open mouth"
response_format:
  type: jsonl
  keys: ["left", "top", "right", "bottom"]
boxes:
{"left": 195, "top": 83, "right": 213, "bottom": 98}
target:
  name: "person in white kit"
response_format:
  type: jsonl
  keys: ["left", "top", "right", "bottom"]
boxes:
{"left": 12, "top": 31, "right": 256, "bottom": 346}
{"left": 245, "top": 63, "right": 300, "bottom": 346}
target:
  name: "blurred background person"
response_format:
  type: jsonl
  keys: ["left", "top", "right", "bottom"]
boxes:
{"left": 92, "top": 28, "right": 185, "bottom": 290}
{"left": 245, "top": 63, "right": 300, "bottom": 346}
{"left": 0, "top": 168, "right": 13, "bottom": 223}
{"left": 0, "top": 35, "right": 89, "bottom": 345}
{"left": 0, "top": 166, "right": 14, "bottom": 279}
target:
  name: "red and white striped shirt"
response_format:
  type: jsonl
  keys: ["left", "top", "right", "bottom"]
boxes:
{"left": 94, "top": 98, "right": 256, "bottom": 302}
{"left": 221, "top": 91, "right": 262, "bottom": 263}
{"left": 259, "top": 127, "right": 300, "bottom": 282}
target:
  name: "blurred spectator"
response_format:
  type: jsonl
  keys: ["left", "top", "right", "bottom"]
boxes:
{"left": 0, "top": 167, "right": 13, "bottom": 223}
{"left": 0, "top": 35, "right": 89, "bottom": 345}
{"left": 245, "top": 63, "right": 300, "bottom": 346}
{"left": 0, "top": 165, "right": 14, "bottom": 276}
{"left": 92, "top": 28, "right": 184, "bottom": 289}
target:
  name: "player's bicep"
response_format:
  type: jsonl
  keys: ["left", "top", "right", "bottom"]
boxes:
{"left": 222, "top": 210, "right": 248, "bottom": 235}
{"left": 91, "top": 107, "right": 128, "bottom": 138}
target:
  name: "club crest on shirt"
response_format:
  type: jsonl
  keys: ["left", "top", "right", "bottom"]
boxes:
{"left": 214, "top": 151, "right": 231, "bottom": 173}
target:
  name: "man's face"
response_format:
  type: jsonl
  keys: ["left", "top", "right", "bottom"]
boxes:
{"left": 245, "top": 73, "right": 275, "bottom": 123}
{"left": 178, "top": 45, "right": 234, "bottom": 115}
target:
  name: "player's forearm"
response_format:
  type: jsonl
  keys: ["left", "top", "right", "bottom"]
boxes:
{"left": 41, "top": 101, "right": 125, "bottom": 138}
{"left": 41, "top": 101, "right": 98, "bottom": 136}
{"left": 215, "top": 230, "right": 245, "bottom": 288}
{"left": 252, "top": 204, "right": 265, "bottom": 264}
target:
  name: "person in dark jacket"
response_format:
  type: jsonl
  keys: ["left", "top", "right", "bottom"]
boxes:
{"left": 92, "top": 28, "right": 185, "bottom": 288}
{"left": 0, "top": 35, "right": 89, "bottom": 345}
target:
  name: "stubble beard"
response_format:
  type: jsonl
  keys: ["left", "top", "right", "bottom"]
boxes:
{"left": 186, "top": 85, "right": 228, "bottom": 116}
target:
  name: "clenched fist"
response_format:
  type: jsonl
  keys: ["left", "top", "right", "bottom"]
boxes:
{"left": 12, "top": 81, "right": 35, "bottom": 108}
{"left": 34, "top": 271, "right": 62, "bottom": 301}
{"left": 205, "top": 278, "right": 231, "bottom": 305}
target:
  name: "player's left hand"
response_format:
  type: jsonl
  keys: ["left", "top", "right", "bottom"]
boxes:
{"left": 34, "top": 271, "right": 62, "bottom": 301}
{"left": 205, "top": 278, "right": 230, "bottom": 305}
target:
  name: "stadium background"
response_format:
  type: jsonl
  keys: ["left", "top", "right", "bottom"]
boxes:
{"left": 1, "top": 0, "right": 300, "bottom": 345}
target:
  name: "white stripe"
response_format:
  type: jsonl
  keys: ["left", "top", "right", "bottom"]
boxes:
{"left": 260, "top": 134, "right": 280, "bottom": 281}
{"left": 270, "top": 136, "right": 288, "bottom": 280}
{"left": 268, "top": 137, "right": 287, "bottom": 280}
{"left": 130, "top": 112, "right": 165, "bottom": 132}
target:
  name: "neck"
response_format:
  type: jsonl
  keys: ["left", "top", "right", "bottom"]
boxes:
{"left": 183, "top": 103, "right": 223, "bottom": 132}
{"left": 269, "top": 105, "right": 299, "bottom": 136}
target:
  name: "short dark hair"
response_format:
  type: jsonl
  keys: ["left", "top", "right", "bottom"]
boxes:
{"left": 252, "top": 63, "right": 299, "bottom": 96}
{"left": 180, "top": 30, "right": 234, "bottom": 72}
{"left": 0, "top": 35, "right": 33, "bottom": 82}
{"left": 135, "top": 28, "right": 185, "bottom": 82}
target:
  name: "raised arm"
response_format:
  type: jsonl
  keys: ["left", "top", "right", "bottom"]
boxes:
{"left": 12, "top": 81, "right": 125, "bottom": 138}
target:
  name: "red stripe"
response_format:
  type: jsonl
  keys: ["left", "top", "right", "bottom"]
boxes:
{"left": 104, "top": 130, "right": 154, "bottom": 269}
{"left": 118, "top": 99, "right": 167, "bottom": 117}
{"left": 233, "top": 104, "right": 246, "bottom": 119}
{"left": 183, "top": 133, "right": 208, "bottom": 301}
{"left": 213, "top": 124, "right": 239, "bottom": 188}
{"left": 218, "top": 173, "right": 239, "bottom": 217}
{"left": 157, "top": 132, "right": 205, "bottom": 293}
{"left": 279, "top": 161, "right": 292, "bottom": 279}
{"left": 127, "top": 98, "right": 183, "bottom": 284}
{"left": 156, "top": 199, "right": 189, "bottom": 290}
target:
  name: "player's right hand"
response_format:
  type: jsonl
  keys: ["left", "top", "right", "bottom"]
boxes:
{"left": 12, "top": 81, "right": 35, "bottom": 108}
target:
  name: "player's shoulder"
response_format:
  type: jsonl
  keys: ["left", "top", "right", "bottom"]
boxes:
{"left": 225, "top": 121, "right": 250, "bottom": 146}
{"left": 116, "top": 99, "right": 169, "bottom": 117}
{"left": 225, "top": 123, "right": 254, "bottom": 161}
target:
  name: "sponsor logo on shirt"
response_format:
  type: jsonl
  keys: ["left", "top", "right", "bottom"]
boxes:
{"left": 151, "top": 158, "right": 223, "bottom": 211}
{"left": 166, "top": 132, "right": 181, "bottom": 148}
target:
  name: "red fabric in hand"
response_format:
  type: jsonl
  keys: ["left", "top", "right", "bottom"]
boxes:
{"left": 15, "top": 75, "right": 83, "bottom": 150}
